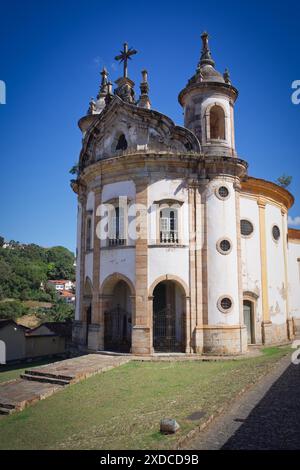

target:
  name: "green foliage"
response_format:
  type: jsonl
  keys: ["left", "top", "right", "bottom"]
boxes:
{"left": 0, "top": 241, "right": 75, "bottom": 307}
{"left": 37, "top": 299, "right": 75, "bottom": 322}
{"left": 69, "top": 164, "right": 79, "bottom": 176}
{"left": 275, "top": 174, "right": 292, "bottom": 188}
{"left": 0, "top": 300, "right": 29, "bottom": 320}
{"left": 0, "top": 236, "right": 4, "bottom": 247}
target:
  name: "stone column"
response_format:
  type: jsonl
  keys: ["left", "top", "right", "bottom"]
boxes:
{"left": 132, "top": 177, "right": 151, "bottom": 355}
{"left": 72, "top": 191, "right": 87, "bottom": 346}
{"left": 88, "top": 186, "right": 103, "bottom": 350}
{"left": 235, "top": 182, "right": 248, "bottom": 353}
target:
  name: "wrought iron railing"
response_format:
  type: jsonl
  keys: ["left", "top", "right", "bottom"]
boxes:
{"left": 160, "top": 231, "right": 179, "bottom": 244}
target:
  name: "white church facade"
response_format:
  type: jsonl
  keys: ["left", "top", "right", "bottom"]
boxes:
{"left": 71, "top": 33, "right": 300, "bottom": 355}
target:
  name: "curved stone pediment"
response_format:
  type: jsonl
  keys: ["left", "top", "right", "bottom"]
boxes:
{"left": 78, "top": 96, "right": 201, "bottom": 172}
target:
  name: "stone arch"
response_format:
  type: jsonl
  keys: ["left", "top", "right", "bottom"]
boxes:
{"left": 204, "top": 102, "right": 228, "bottom": 142}
{"left": 100, "top": 273, "right": 135, "bottom": 353}
{"left": 150, "top": 275, "right": 189, "bottom": 353}
{"left": 0, "top": 340, "right": 6, "bottom": 364}
{"left": 149, "top": 274, "right": 189, "bottom": 298}
{"left": 100, "top": 272, "right": 135, "bottom": 296}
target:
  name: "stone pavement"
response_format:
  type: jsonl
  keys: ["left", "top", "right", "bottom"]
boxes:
{"left": 184, "top": 354, "right": 300, "bottom": 450}
{"left": 0, "top": 354, "right": 130, "bottom": 415}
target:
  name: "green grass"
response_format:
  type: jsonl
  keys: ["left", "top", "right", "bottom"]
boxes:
{"left": 0, "top": 346, "right": 291, "bottom": 450}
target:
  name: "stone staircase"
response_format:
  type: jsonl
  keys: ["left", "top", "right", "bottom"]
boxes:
{"left": 20, "top": 369, "right": 73, "bottom": 386}
{"left": 0, "top": 402, "right": 16, "bottom": 415}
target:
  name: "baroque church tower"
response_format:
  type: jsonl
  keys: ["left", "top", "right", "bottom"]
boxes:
{"left": 71, "top": 34, "right": 299, "bottom": 356}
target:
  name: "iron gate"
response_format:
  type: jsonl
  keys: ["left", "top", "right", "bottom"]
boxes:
{"left": 104, "top": 305, "right": 131, "bottom": 352}
{"left": 153, "top": 306, "right": 184, "bottom": 352}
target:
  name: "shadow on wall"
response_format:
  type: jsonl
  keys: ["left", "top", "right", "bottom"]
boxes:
{"left": 221, "top": 362, "right": 300, "bottom": 450}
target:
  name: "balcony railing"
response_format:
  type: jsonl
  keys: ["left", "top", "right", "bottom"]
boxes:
{"left": 160, "top": 231, "right": 179, "bottom": 244}
{"left": 108, "top": 238, "right": 126, "bottom": 247}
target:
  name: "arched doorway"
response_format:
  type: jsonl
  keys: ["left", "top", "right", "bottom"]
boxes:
{"left": 243, "top": 300, "right": 255, "bottom": 344}
{"left": 153, "top": 280, "right": 185, "bottom": 352}
{"left": 0, "top": 340, "right": 6, "bottom": 364}
{"left": 103, "top": 278, "right": 133, "bottom": 352}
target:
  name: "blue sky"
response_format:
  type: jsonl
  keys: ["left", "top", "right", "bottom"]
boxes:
{"left": 0, "top": 0, "right": 299, "bottom": 252}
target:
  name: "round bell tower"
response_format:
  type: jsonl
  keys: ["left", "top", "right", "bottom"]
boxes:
{"left": 178, "top": 32, "right": 238, "bottom": 158}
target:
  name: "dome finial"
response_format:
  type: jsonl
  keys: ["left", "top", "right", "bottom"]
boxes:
{"left": 199, "top": 31, "right": 215, "bottom": 67}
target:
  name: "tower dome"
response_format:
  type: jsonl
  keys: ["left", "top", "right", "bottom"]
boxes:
{"left": 178, "top": 32, "right": 238, "bottom": 158}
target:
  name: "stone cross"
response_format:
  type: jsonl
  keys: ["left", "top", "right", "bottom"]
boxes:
{"left": 115, "top": 43, "right": 137, "bottom": 78}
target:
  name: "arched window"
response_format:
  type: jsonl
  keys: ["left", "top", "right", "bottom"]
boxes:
{"left": 209, "top": 105, "right": 225, "bottom": 140}
{"left": 116, "top": 134, "right": 128, "bottom": 151}
{"left": 160, "top": 208, "right": 179, "bottom": 244}
{"left": 86, "top": 216, "right": 92, "bottom": 251}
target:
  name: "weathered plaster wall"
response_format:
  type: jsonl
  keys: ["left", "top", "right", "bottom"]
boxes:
{"left": 147, "top": 178, "right": 190, "bottom": 289}
{"left": 288, "top": 241, "right": 300, "bottom": 319}
{"left": 206, "top": 179, "right": 240, "bottom": 325}
{"left": 265, "top": 204, "right": 286, "bottom": 325}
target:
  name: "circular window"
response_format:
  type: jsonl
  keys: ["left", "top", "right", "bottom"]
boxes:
{"left": 217, "top": 186, "right": 229, "bottom": 199}
{"left": 272, "top": 225, "right": 281, "bottom": 241}
{"left": 217, "top": 238, "right": 232, "bottom": 255}
{"left": 217, "top": 296, "right": 234, "bottom": 313}
{"left": 240, "top": 219, "right": 254, "bottom": 237}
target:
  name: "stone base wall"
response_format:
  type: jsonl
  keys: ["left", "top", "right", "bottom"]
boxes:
{"left": 292, "top": 317, "right": 300, "bottom": 336}
{"left": 132, "top": 326, "right": 152, "bottom": 355}
{"left": 72, "top": 321, "right": 86, "bottom": 346}
{"left": 195, "top": 325, "right": 248, "bottom": 355}
{"left": 262, "top": 321, "right": 288, "bottom": 345}
{"left": 88, "top": 323, "right": 104, "bottom": 350}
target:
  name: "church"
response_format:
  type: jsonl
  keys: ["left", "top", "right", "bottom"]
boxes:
{"left": 71, "top": 33, "right": 300, "bottom": 355}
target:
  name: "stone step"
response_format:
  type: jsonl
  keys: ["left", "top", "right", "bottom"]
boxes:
{"left": 20, "top": 373, "right": 70, "bottom": 386}
{"left": 0, "top": 402, "right": 16, "bottom": 410}
{"left": 24, "top": 369, "right": 73, "bottom": 382}
{"left": 0, "top": 407, "right": 12, "bottom": 415}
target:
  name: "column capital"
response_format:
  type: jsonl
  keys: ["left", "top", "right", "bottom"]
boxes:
{"left": 257, "top": 197, "right": 267, "bottom": 209}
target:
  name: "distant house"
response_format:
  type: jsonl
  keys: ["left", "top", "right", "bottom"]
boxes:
{"left": 0, "top": 320, "right": 71, "bottom": 364}
{"left": 47, "top": 280, "right": 75, "bottom": 292}
{"left": 59, "top": 290, "right": 76, "bottom": 304}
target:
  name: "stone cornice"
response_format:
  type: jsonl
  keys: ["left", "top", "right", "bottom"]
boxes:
{"left": 288, "top": 228, "right": 300, "bottom": 241}
{"left": 241, "top": 176, "right": 294, "bottom": 210}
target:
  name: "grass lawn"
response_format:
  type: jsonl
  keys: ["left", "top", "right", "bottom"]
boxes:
{"left": 0, "top": 346, "right": 291, "bottom": 450}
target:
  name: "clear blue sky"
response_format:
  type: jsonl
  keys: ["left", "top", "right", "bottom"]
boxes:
{"left": 0, "top": 0, "right": 299, "bottom": 252}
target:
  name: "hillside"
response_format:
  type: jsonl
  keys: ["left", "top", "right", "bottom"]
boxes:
{"left": 0, "top": 237, "right": 75, "bottom": 321}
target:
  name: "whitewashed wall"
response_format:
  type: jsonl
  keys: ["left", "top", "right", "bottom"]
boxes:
{"left": 147, "top": 179, "right": 190, "bottom": 289}
{"left": 265, "top": 204, "right": 286, "bottom": 325}
{"left": 100, "top": 248, "right": 136, "bottom": 287}
{"left": 99, "top": 180, "right": 136, "bottom": 289}
{"left": 240, "top": 197, "right": 263, "bottom": 322}
{"left": 206, "top": 179, "right": 239, "bottom": 325}
{"left": 288, "top": 241, "right": 300, "bottom": 318}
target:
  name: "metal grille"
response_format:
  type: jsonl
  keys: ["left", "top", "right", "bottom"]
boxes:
{"left": 240, "top": 219, "right": 254, "bottom": 236}
{"left": 153, "top": 307, "right": 184, "bottom": 352}
{"left": 272, "top": 225, "right": 281, "bottom": 241}
{"left": 160, "top": 231, "right": 179, "bottom": 244}
{"left": 104, "top": 305, "right": 131, "bottom": 352}
{"left": 108, "top": 238, "right": 126, "bottom": 246}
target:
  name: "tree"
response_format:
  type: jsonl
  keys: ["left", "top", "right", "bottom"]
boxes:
{"left": 276, "top": 174, "right": 292, "bottom": 189}
{"left": 0, "top": 236, "right": 4, "bottom": 247}
{"left": 0, "top": 300, "right": 29, "bottom": 320}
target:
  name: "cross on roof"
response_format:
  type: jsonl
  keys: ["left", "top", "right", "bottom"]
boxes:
{"left": 115, "top": 42, "right": 137, "bottom": 78}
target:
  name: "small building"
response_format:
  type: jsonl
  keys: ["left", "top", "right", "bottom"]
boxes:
{"left": 0, "top": 320, "right": 28, "bottom": 363}
{"left": 47, "top": 280, "right": 75, "bottom": 292}
{"left": 0, "top": 320, "right": 71, "bottom": 364}
{"left": 59, "top": 289, "right": 76, "bottom": 304}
